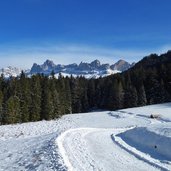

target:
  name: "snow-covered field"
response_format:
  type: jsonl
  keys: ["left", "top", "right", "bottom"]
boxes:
{"left": 0, "top": 103, "right": 171, "bottom": 171}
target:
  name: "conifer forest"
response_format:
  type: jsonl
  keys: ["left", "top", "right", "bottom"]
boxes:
{"left": 0, "top": 52, "right": 171, "bottom": 124}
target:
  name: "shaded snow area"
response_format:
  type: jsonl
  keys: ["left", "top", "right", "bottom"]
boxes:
{"left": 0, "top": 103, "right": 171, "bottom": 170}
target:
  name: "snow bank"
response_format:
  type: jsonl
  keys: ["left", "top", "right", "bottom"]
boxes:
{"left": 118, "top": 126, "right": 171, "bottom": 161}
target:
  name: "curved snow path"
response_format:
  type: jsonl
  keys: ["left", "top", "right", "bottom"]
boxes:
{"left": 56, "top": 127, "right": 161, "bottom": 171}
{"left": 112, "top": 134, "right": 170, "bottom": 171}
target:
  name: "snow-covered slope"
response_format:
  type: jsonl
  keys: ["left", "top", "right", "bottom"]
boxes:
{"left": 0, "top": 103, "right": 171, "bottom": 171}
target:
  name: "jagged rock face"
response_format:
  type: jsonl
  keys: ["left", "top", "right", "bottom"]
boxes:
{"left": 30, "top": 60, "right": 56, "bottom": 73}
{"left": 29, "top": 59, "right": 133, "bottom": 78}
{"left": 110, "top": 60, "right": 131, "bottom": 72}
{"left": 90, "top": 60, "right": 101, "bottom": 69}
{"left": 1, "top": 59, "right": 134, "bottom": 78}
{"left": 99, "top": 64, "right": 110, "bottom": 70}
{"left": 41, "top": 60, "right": 56, "bottom": 71}
{"left": 78, "top": 62, "right": 91, "bottom": 71}
{"left": 31, "top": 63, "right": 43, "bottom": 73}
{"left": 65, "top": 63, "right": 78, "bottom": 69}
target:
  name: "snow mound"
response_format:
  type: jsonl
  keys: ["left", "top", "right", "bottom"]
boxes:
{"left": 117, "top": 125, "right": 171, "bottom": 161}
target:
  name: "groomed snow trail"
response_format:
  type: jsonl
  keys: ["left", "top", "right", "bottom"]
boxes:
{"left": 0, "top": 103, "right": 171, "bottom": 170}
{"left": 56, "top": 127, "right": 162, "bottom": 171}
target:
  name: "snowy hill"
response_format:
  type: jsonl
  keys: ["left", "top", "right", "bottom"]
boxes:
{"left": 0, "top": 103, "right": 171, "bottom": 171}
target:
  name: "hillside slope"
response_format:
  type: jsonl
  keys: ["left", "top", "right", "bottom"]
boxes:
{"left": 0, "top": 103, "right": 171, "bottom": 171}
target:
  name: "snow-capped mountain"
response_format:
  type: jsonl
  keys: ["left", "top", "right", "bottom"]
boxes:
{"left": 30, "top": 59, "right": 134, "bottom": 78}
{"left": 0, "top": 66, "right": 29, "bottom": 78}
{"left": 110, "top": 59, "right": 135, "bottom": 71}
{"left": 0, "top": 59, "right": 134, "bottom": 78}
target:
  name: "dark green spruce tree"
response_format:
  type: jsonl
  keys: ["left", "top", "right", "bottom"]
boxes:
{"left": 5, "top": 96, "right": 21, "bottom": 124}
{"left": 30, "top": 75, "right": 42, "bottom": 121}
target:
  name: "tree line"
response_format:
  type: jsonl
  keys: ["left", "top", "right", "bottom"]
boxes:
{"left": 0, "top": 51, "right": 171, "bottom": 124}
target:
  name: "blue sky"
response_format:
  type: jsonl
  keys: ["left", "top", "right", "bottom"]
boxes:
{"left": 0, "top": 0, "right": 171, "bottom": 68}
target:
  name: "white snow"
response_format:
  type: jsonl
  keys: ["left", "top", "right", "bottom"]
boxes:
{"left": 119, "top": 103, "right": 171, "bottom": 122}
{"left": 0, "top": 66, "right": 120, "bottom": 79}
{"left": 0, "top": 67, "right": 29, "bottom": 78}
{"left": 117, "top": 126, "right": 171, "bottom": 161}
{"left": 54, "top": 69, "right": 120, "bottom": 79}
{"left": 0, "top": 103, "right": 171, "bottom": 170}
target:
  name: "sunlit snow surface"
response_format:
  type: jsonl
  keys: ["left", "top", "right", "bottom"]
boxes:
{"left": 0, "top": 103, "right": 171, "bottom": 171}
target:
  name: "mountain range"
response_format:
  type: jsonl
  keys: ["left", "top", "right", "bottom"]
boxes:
{"left": 0, "top": 59, "right": 135, "bottom": 78}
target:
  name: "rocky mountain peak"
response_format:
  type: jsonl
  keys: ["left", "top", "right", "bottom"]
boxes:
{"left": 1, "top": 59, "right": 134, "bottom": 78}
{"left": 78, "top": 62, "right": 91, "bottom": 70}
{"left": 110, "top": 59, "right": 131, "bottom": 71}
{"left": 117, "top": 59, "right": 127, "bottom": 63}
{"left": 90, "top": 60, "right": 101, "bottom": 68}
{"left": 42, "top": 60, "right": 56, "bottom": 70}
{"left": 44, "top": 59, "right": 55, "bottom": 66}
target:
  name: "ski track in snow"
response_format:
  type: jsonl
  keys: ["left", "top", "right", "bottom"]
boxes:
{"left": 56, "top": 127, "right": 170, "bottom": 171}
{"left": 0, "top": 103, "right": 171, "bottom": 170}
{"left": 112, "top": 132, "right": 170, "bottom": 171}
{"left": 55, "top": 105, "right": 171, "bottom": 171}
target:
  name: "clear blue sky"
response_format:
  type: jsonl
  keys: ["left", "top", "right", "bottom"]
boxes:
{"left": 0, "top": 0, "right": 171, "bottom": 68}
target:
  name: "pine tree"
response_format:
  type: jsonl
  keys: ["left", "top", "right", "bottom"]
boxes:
{"left": 41, "top": 76, "right": 53, "bottom": 120}
{"left": 18, "top": 71, "right": 31, "bottom": 122}
{"left": 5, "top": 96, "right": 21, "bottom": 124}
{"left": 0, "top": 91, "right": 3, "bottom": 124}
{"left": 49, "top": 77, "right": 61, "bottom": 118}
{"left": 117, "top": 80, "right": 124, "bottom": 109}
{"left": 64, "top": 79, "right": 72, "bottom": 114}
{"left": 57, "top": 75, "right": 67, "bottom": 114}
{"left": 145, "top": 68, "right": 161, "bottom": 104}
{"left": 81, "top": 89, "right": 89, "bottom": 112}
{"left": 30, "top": 75, "right": 41, "bottom": 121}
{"left": 124, "top": 85, "right": 138, "bottom": 108}
{"left": 80, "top": 79, "right": 89, "bottom": 112}
{"left": 158, "top": 79, "right": 170, "bottom": 102}
{"left": 70, "top": 78, "right": 82, "bottom": 113}
{"left": 87, "top": 79, "right": 96, "bottom": 108}
{"left": 137, "top": 83, "right": 147, "bottom": 106}
{"left": 50, "top": 70, "right": 55, "bottom": 79}
{"left": 99, "top": 78, "right": 111, "bottom": 109}
{"left": 106, "top": 79, "right": 124, "bottom": 110}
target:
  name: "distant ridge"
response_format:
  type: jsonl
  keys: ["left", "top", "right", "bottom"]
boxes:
{"left": 29, "top": 59, "right": 134, "bottom": 78}
{"left": 0, "top": 59, "right": 134, "bottom": 78}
